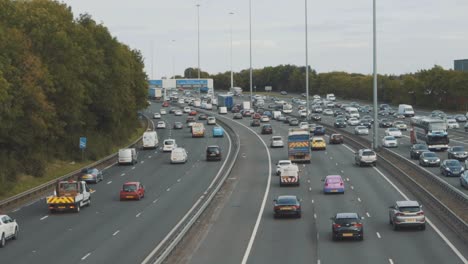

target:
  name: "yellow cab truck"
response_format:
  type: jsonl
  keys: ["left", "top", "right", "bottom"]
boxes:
{"left": 191, "top": 123, "right": 205, "bottom": 138}
{"left": 46, "top": 180, "right": 92, "bottom": 213}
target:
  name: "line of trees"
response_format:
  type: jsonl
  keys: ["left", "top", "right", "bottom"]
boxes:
{"left": 0, "top": 0, "right": 147, "bottom": 194}
{"left": 186, "top": 65, "right": 468, "bottom": 112}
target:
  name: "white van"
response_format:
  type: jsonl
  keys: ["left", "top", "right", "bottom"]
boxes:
{"left": 219, "top": 106, "right": 228, "bottom": 114}
{"left": 171, "top": 147, "right": 188, "bottom": 164}
{"left": 118, "top": 148, "right": 137, "bottom": 165}
{"left": 273, "top": 111, "right": 282, "bottom": 120}
{"left": 398, "top": 104, "right": 415, "bottom": 117}
{"left": 326, "top": 93, "right": 336, "bottom": 101}
{"left": 142, "top": 131, "right": 158, "bottom": 149}
{"left": 345, "top": 107, "right": 360, "bottom": 119}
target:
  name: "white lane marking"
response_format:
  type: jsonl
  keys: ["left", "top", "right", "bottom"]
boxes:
{"left": 113, "top": 230, "right": 120, "bottom": 236}
{"left": 102, "top": 162, "right": 117, "bottom": 171}
{"left": 136, "top": 212, "right": 142, "bottom": 218}
{"left": 329, "top": 157, "right": 333, "bottom": 160}
{"left": 40, "top": 215, "right": 48, "bottom": 221}
{"left": 149, "top": 155, "right": 152, "bottom": 158}
{"left": 177, "top": 178, "right": 181, "bottom": 182}
{"left": 131, "top": 166, "right": 136, "bottom": 170}
{"left": 121, "top": 173, "right": 125, "bottom": 177}
{"left": 389, "top": 259, "right": 394, "bottom": 264}
{"left": 318, "top": 260, "right": 321, "bottom": 264}
{"left": 336, "top": 162, "right": 338, "bottom": 166}
{"left": 351, "top": 186, "right": 354, "bottom": 190}
{"left": 342, "top": 144, "right": 355, "bottom": 152}
{"left": 307, "top": 179, "right": 311, "bottom": 183}
{"left": 12, "top": 208, "right": 20, "bottom": 212}
{"left": 309, "top": 187, "right": 312, "bottom": 191}
{"left": 154, "top": 151, "right": 158, "bottom": 153}
{"left": 81, "top": 253, "right": 91, "bottom": 261}
{"left": 107, "top": 181, "right": 112, "bottom": 184}
{"left": 366, "top": 212, "right": 371, "bottom": 217}
{"left": 346, "top": 178, "right": 350, "bottom": 181}
{"left": 141, "top": 161, "right": 145, "bottom": 164}
{"left": 341, "top": 170, "right": 344, "bottom": 173}
{"left": 153, "top": 199, "right": 158, "bottom": 204}
{"left": 376, "top": 232, "right": 381, "bottom": 238}
{"left": 314, "top": 213, "right": 317, "bottom": 219}
{"left": 357, "top": 197, "right": 361, "bottom": 202}
{"left": 166, "top": 188, "right": 171, "bottom": 192}
{"left": 372, "top": 167, "right": 468, "bottom": 264}
{"left": 311, "top": 199, "right": 314, "bottom": 204}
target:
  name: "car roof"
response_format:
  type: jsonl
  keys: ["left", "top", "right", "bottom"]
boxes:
{"left": 124, "top": 181, "right": 139, "bottom": 185}
{"left": 396, "top": 200, "right": 420, "bottom": 207}
{"left": 277, "top": 195, "right": 297, "bottom": 200}
{"left": 326, "top": 175, "right": 342, "bottom": 179}
{"left": 336, "top": 212, "right": 359, "bottom": 219}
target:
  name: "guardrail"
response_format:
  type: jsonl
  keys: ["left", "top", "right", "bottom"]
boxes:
{"left": 142, "top": 112, "right": 241, "bottom": 264}
{"left": 0, "top": 115, "right": 151, "bottom": 213}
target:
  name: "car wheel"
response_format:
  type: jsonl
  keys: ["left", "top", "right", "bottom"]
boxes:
{"left": 359, "top": 233, "right": 364, "bottom": 241}
{"left": 421, "top": 224, "right": 426, "bottom": 231}
{"left": 0, "top": 234, "right": 5, "bottom": 248}
{"left": 87, "top": 198, "right": 91, "bottom": 207}
{"left": 75, "top": 204, "right": 80, "bottom": 213}
{"left": 13, "top": 227, "right": 18, "bottom": 240}
{"left": 393, "top": 223, "right": 398, "bottom": 231}
{"left": 297, "top": 213, "right": 302, "bottom": 218}
{"left": 332, "top": 234, "right": 337, "bottom": 241}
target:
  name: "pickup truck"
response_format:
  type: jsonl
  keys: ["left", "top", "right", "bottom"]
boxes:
{"left": 47, "top": 180, "right": 92, "bottom": 213}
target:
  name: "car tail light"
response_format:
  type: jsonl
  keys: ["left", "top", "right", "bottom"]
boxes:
{"left": 417, "top": 212, "right": 424, "bottom": 216}
{"left": 274, "top": 206, "right": 281, "bottom": 211}
{"left": 340, "top": 182, "right": 343, "bottom": 186}
{"left": 325, "top": 183, "right": 328, "bottom": 186}
{"left": 354, "top": 223, "right": 363, "bottom": 228}
{"left": 333, "top": 224, "right": 341, "bottom": 228}
{"left": 395, "top": 212, "right": 404, "bottom": 216}
{"left": 293, "top": 205, "right": 300, "bottom": 210}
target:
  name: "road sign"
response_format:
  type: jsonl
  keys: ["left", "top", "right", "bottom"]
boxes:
{"left": 265, "top": 86, "right": 272, "bottom": 91}
{"left": 79, "top": 137, "right": 87, "bottom": 149}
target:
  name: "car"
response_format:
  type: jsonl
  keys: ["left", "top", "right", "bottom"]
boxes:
{"left": 431, "top": 110, "right": 446, "bottom": 119}
{"left": 313, "top": 125, "right": 325, "bottom": 135}
{"left": 299, "top": 122, "right": 309, "bottom": 129}
{"left": 361, "top": 115, "right": 374, "bottom": 124}
{"left": 446, "top": 119, "right": 459, "bottom": 129}
{"left": 310, "top": 114, "right": 321, "bottom": 121}
{"left": 198, "top": 114, "right": 208, "bottom": 120}
{"left": 233, "top": 113, "right": 243, "bottom": 119}
{"left": 283, "top": 116, "right": 292, "bottom": 124}
{"left": 162, "top": 101, "right": 170, "bottom": 107}
{"left": 261, "top": 124, "right": 273, "bottom": 134}
{"left": 298, "top": 109, "right": 308, "bottom": 118}
{"left": 394, "top": 113, "right": 406, "bottom": 119}
{"left": 447, "top": 146, "right": 468, "bottom": 161}
{"left": 0, "top": 214, "right": 19, "bottom": 247}
{"left": 276, "top": 160, "right": 293, "bottom": 175}
{"left": 280, "top": 91, "right": 288, "bottom": 95}
{"left": 311, "top": 137, "right": 326, "bottom": 150}
{"left": 185, "top": 116, "right": 195, "bottom": 123}
{"left": 359, "top": 120, "right": 372, "bottom": 129}
{"left": 454, "top": 114, "right": 467, "bottom": 123}
{"left": 251, "top": 119, "right": 261, "bottom": 127}
{"left": 393, "top": 121, "right": 407, "bottom": 130}
{"left": 273, "top": 195, "right": 301, "bottom": 218}
{"left": 289, "top": 118, "right": 299, "bottom": 126}
{"left": 461, "top": 171, "right": 468, "bottom": 189}
{"left": 347, "top": 118, "right": 360, "bottom": 126}
{"left": 270, "top": 136, "right": 284, "bottom": 148}
{"left": 419, "top": 151, "right": 441, "bottom": 167}
{"left": 207, "top": 116, "right": 216, "bottom": 125}
{"left": 313, "top": 107, "right": 323, "bottom": 113}
{"left": 153, "top": 113, "right": 161, "bottom": 119}
{"left": 183, "top": 106, "right": 191, "bottom": 113}
{"left": 334, "top": 110, "right": 344, "bottom": 117}
{"left": 189, "top": 110, "right": 198, "bottom": 116}
{"left": 206, "top": 145, "right": 222, "bottom": 161}
{"left": 120, "top": 182, "right": 145, "bottom": 201}
{"left": 156, "top": 121, "right": 166, "bottom": 129}
{"left": 382, "top": 136, "right": 398, "bottom": 148}
{"left": 174, "top": 110, "right": 183, "bottom": 116}
{"left": 389, "top": 201, "right": 425, "bottom": 230}
{"left": 323, "top": 175, "right": 344, "bottom": 194}
{"left": 162, "top": 139, "right": 177, "bottom": 152}
{"left": 242, "top": 110, "right": 252, "bottom": 117}
{"left": 329, "top": 134, "right": 344, "bottom": 144}
{"left": 212, "top": 126, "right": 224, "bottom": 137}
{"left": 354, "top": 126, "right": 369, "bottom": 135}
{"left": 173, "top": 122, "right": 183, "bottom": 129}
{"left": 323, "top": 109, "right": 334, "bottom": 116}
{"left": 410, "top": 144, "right": 429, "bottom": 159}
{"left": 334, "top": 118, "right": 347, "bottom": 128}
{"left": 160, "top": 109, "right": 167, "bottom": 115}
{"left": 260, "top": 115, "right": 270, "bottom": 122}
{"left": 78, "top": 168, "right": 103, "bottom": 183}
{"left": 171, "top": 147, "right": 188, "bottom": 164}
{"left": 252, "top": 113, "right": 261, "bottom": 119}
{"left": 331, "top": 212, "right": 364, "bottom": 241}
{"left": 355, "top": 149, "right": 377, "bottom": 166}
{"left": 379, "top": 119, "right": 393, "bottom": 128}
{"left": 385, "top": 128, "right": 402, "bottom": 138}
{"left": 440, "top": 159, "right": 465, "bottom": 177}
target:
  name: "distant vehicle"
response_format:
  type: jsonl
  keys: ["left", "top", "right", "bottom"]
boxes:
{"left": 440, "top": 159, "right": 464, "bottom": 177}
{"left": 288, "top": 128, "right": 310, "bottom": 163}
{"left": 206, "top": 145, "right": 222, "bottom": 161}
{"left": 323, "top": 175, "right": 344, "bottom": 194}
{"left": 379, "top": 119, "right": 393, "bottom": 128}
{"left": 345, "top": 107, "right": 360, "bottom": 119}
{"left": 251, "top": 119, "right": 261, "bottom": 127}
{"left": 389, "top": 201, "right": 425, "bottom": 230}
{"left": 354, "top": 126, "right": 369, "bottom": 135}
{"left": 272, "top": 111, "right": 282, "bottom": 120}
{"left": 198, "top": 114, "right": 208, "bottom": 120}
{"left": 393, "top": 121, "right": 407, "bottom": 131}
{"left": 446, "top": 119, "right": 459, "bottom": 129}
{"left": 175, "top": 110, "right": 183, "bottom": 116}
{"left": 192, "top": 123, "right": 205, "bottom": 138}
{"left": 461, "top": 171, "right": 468, "bottom": 189}
{"left": 218, "top": 106, "right": 228, "bottom": 114}
{"left": 410, "top": 116, "right": 449, "bottom": 150}
{"left": 355, "top": 149, "right": 376, "bottom": 166}
{"left": 280, "top": 91, "right": 288, "bottom": 95}
{"left": 418, "top": 151, "right": 440, "bottom": 167}
{"left": 160, "top": 109, "right": 167, "bottom": 115}
{"left": 382, "top": 136, "right": 398, "bottom": 148}
{"left": 142, "top": 131, "right": 158, "bottom": 149}
{"left": 218, "top": 94, "right": 234, "bottom": 110}
{"left": 233, "top": 113, "right": 243, "bottom": 119}
{"left": 189, "top": 110, "right": 198, "bottom": 116}
{"left": 347, "top": 118, "right": 359, "bottom": 126}
{"left": 326, "top": 93, "right": 336, "bottom": 101}
{"left": 163, "top": 139, "right": 177, "bottom": 152}
{"left": 273, "top": 195, "right": 301, "bottom": 218}
{"left": 171, "top": 147, "right": 188, "bottom": 164}
{"left": 78, "top": 168, "right": 103, "bottom": 184}
{"left": 260, "top": 115, "right": 270, "bottom": 122}
{"left": 465, "top": 122, "right": 468, "bottom": 132}
{"left": 323, "top": 109, "right": 334, "bottom": 116}
{"left": 282, "top": 103, "right": 293, "bottom": 114}
{"left": 410, "top": 144, "right": 429, "bottom": 159}
{"left": 270, "top": 136, "right": 284, "bottom": 148}
{"left": 334, "top": 118, "right": 347, "bottom": 128}
{"left": 120, "top": 182, "right": 145, "bottom": 201}
{"left": 173, "top": 122, "right": 183, "bottom": 129}
{"left": 261, "top": 124, "right": 273, "bottom": 134}
{"left": 153, "top": 113, "right": 161, "bottom": 119}
{"left": 331, "top": 213, "right": 364, "bottom": 241}
{"left": 397, "top": 104, "right": 415, "bottom": 117}
{"left": 279, "top": 164, "right": 300, "bottom": 187}
{"left": 212, "top": 126, "right": 224, "bottom": 137}
{"left": 207, "top": 116, "right": 216, "bottom": 125}
{"left": 0, "top": 214, "right": 19, "bottom": 247}
{"left": 329, "top": 134, "right": 343, "bottom": 144}
{"left": 310, "top": 114, "right": 321, "bottom": 121}
{"left": 299, "top": 122, "right": 309, "bottom": 129}
{"left": 162, "top": 101, "right": 170, "bottom": 107}
{"left": 311, "top": 137, "right": 326, "bottom": 150}
{"left": 447, "top": 146, "right": 468, "bottom": 161}
{"left": 289, "top": 118, "right": 299, "bottom": 126}
{"left": 183, "top": 106, "right": 191, "bottom": 113}
{"left": 385, "top": 128, "right": 402, "bottom": 138}
{"left": 454, "top": 114, "right": 467, "bottom": 123}
{"left": 118, "top": 148, "right": 137, "bottom": 165}
{"left": 276, "top": 160, "right": 292, "bottom": 175}
{"left": 156, "top": 121, "right": 166, "bottom": 129}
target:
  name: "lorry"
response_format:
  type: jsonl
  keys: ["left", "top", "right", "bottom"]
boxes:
{"left": 192, "top": 123, "right": 205, "bottom": 137}
{"left": 288, "top": 128, "right": 311, "bottom": 163}
{"left": 218, "top": 94, "right": 234, "bottom": 110}
{"left": 47, "top": 180, "right": 92, "bottom": 213}
{"left": 230, "top": 87, "right": 243, "bottom": 95}
{"left": 242, "top": 101, "right": 251, "bottom": 110}
{"left": 326, "top": 93, "right": 336, "bottom": 101}
{"left": 148, "top": 88, "right": 163, "bottom": 100}
{"left": 279, "top": 164, "right": 300, "bottom": 186}
{"left": 398, "top": 104, "right": 415, "bottom": 117}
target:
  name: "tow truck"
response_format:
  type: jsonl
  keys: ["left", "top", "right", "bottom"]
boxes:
{"left": 46, "top": 180, "right": 92, "bottom": 213}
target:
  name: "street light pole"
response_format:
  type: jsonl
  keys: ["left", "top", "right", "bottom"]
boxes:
{"left": 305, "top": 0, "right": 310, "bottom": 121}
{"left": 372, "top": 0, "right": 379, "bottom": 150}
{"left": 229, "top": 12, "right": 234, "bottom": 89}
{"left": 249, "top": 0, "right": 253, "bottom": 102}
{"left": 171, "top": 40, "right": 176, "bottom": 79}
{"left": 197, "top": 4, "right": 201, "bottom": 79}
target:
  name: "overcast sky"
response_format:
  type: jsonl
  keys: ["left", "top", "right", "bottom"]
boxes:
{"left": 65, "top": 0, "right": 468, "bottom": 78}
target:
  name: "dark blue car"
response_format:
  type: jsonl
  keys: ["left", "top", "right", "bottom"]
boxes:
{"left": 313, "top": 125, "right": 326, "bottom": 135}
{"left": 440, "top": 159, "right": 464, "bottom": 177}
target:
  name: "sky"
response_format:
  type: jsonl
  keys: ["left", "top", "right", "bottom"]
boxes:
{"left": 65, "top": 0, "right": 468, "bottom": 78}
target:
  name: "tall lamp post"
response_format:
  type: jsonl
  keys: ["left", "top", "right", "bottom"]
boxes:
{"left": 304, "top": 0, "right": 310, "bottom": 121}
{"left": 171, "top": 39, "right": 176, "bottom": 79}
{"left": 372, "top": 0, "right": 379, "bottom": 150}
{"left": 249, "top": 0, "right": 253, "bottom": 102}
{"left": 229, "top": 12, "right": 234, "bottom": 89}
{"left": 196, "top": 4, "right": 201, "bottom": 79}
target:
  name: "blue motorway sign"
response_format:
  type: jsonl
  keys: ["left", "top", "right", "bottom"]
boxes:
{"left": 148, "top": 80, "right": 163, "bottom": 88}
{"left": 176, "top": 79, "right": 208, "bottom": 86}
{"left": 79, "top": 137, "right": 87, "bottom": 149}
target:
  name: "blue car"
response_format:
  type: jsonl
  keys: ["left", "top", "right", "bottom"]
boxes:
{"left": 264, "top": 111, "right": 272, "bottom": 118}
{"left": 313, "top": 125, "right": 326, "bottom": 135}
{"left": 213, "top": 126, "right": 224, "bottom": 137}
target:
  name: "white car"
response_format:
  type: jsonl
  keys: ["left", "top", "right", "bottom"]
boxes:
{"left": 160, "top": 109, "right": 167, "bottom": 115}
{"left": 0, "top": 214, "right": 19, "bottom": 247}
{"left": 385, "top": 127, "right": 402, "bottom": 138}
{"left": 354, "top": 126, "right": 369, "bottom": 135}
{"left": 156, "top": 121, "right": 166, "bottom": 129}
{"left": 207, "top": 117, "right": 216, "bottom": 125}
{"left": 183, "top": 107, "right": 191, "bottom": 113}
{"left": 175, "top": 110, "right": 183, "bottom": 116}
{"left": 178, "top": 99, "right": 185, "bottom": 104}
{"left": 327, "top": 102, "right": 335, "bottom": 108}
{"left": 163, "top": 139, "right": 177, "bottom": 152}
{"left": 393, "top": 121, "right": 407, "bottom": 130}
{"left": 205, "top": 103, "right": 213, "bottom": 110}
{"left": 382, "top": 136, "right": 398, "bottom": 148}
{"left": 447, "top": 119, "right": 459, "bottom": 129}
{"left": 323, "top": 109, "right": 334, "bottom": 116}
{"left": 270, "top": 136, "right": 284, "bottom": 148}
{"left": 171, "top": 147, "right": 188, "bottom": 163}
{"left": 347, "top": 118, "right": 360, "bottom": 126}
{"left": 153, "top": 113, "right": 161, "bottom": 119}
{"left": 299, "top": 122, "right": 309, "bottom": 129}
{"left": 276, "top": 160, "right": 292, "bottom": 175}
{"left": 260, "top": 115, "right": 270, "bottom": 122}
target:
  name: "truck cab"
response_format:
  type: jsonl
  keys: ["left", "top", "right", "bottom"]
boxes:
{"left": 47, "top": 180, "right": 92, "bottom": 213}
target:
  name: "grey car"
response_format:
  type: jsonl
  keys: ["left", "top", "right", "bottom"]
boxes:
{"left": 419, "top": 151, "right": 441, "bottom": 167}
{"left": 447, "top": 146, "right": 468, "bottom": 161}
{"left": 389, "top": 201, "right": 426, "bottom": 230}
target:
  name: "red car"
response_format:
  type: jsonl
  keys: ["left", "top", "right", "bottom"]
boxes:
{"left": 252, "top": 113, "right": 261, "bottom": 119}
{"left": 189, "top": 110, "right": 197, "bottom": 116}
{"left": 120, "top": 182, "right": 145, "bottom": 201}
{"left": 162, "top": 101, "right": 170, "bottom": 107}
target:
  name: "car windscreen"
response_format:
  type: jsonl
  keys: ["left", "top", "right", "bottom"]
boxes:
{"left": 422, "top": 152, "right": 436, "bottom": 158}
{"left": 326, "top": 178, "right": 341, "bottom": 183}
{"left": 277, "top": 197, "right": 297, "bottom": 205}
{"left": 362, "top": 151, "right": 375, "bottom": 156}
{"left": 415, "top": 145, "right": 428, "bottom": 150}
{"left": 123, "top": 185, "right": 137, "bottom": 192}
{"left": 398, "top": 206, "right": 420, "bottom": 213}
{"left": 164, "top": 141, "right": 174, "bottom": 145}
{"left": 207, "top": 147, "right": 220, "bottom": 153}
{"left": 335, "top": 217, "right": 359, "bottom": 225}
{"left": 279, "top": 162, "right": 290, "bottom": 166}
{"left": 452, "top": 146, "right": 464, "bottom": 152}
{"left": 385, "top": 136, "right": 396, "bottom": 140}
{"left": 446, "top": 160, "right": 460, "bottom": 166}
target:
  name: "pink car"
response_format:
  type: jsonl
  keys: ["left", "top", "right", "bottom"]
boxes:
{"left": 323, "top": 175, "right": 345, "bottom": 194}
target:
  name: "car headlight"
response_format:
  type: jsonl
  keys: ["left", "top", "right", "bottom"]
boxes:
{"left": 423, "top": 159, "right": 429, "bottom": 162}
{"left": 446, "top": 167, "right": 451, "bottom": 171}
{"left": 436, "top": 159, "right": 440, "bottom": 162}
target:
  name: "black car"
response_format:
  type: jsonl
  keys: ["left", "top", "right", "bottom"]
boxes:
{"left": 169, "top": 107, "right": 177, "bottom": 114}
{"left": 334, "top": 119, "right": 347, "bottom": 128}
{"left": 283, "top": 116, "right": 292, "bottom": 124}
{"left": 173, "top": 122, "right": 184, "bottom": 129}
{"left": 198, "top": 114, "right": 208, "bottom": 120}
{"left": 273, "top": 195, "right": 301, "bottom": 218}
{"left": 419, "top": 151, "right": 441, "bottom": 167}
{"left": 233, "top": 113, "right": 243, "bottom": 119}
{"left": 359, "top": 121, "right": 372, "bottom": 129}
{"left": 379, "top": 119, "right": 393, "bottom": 128}
{"left": 447, "top": 146, "right": 468, "bottom": 161}
{"left": 231, "top": 106, "right": 240, "bottom": 113}
{"left": 206, "top": 145, "right": 222, "bottom": 161}
{"left": 251, "top": 119, "right": 261, "bottom": 127}
{"left": 331, "top": 212, "right": 364, "bottom": 241}
{"left": 310, "top": 114, "right": 321, "bottom": 121}
{"left": 314, "top": 126, "right": 326, "bottom": 135}
{"left": 361, "top": 115, "right": 374, "bottom": 124}
{"left": 261, "top": 124, "right": 273, "bottom": 134}
{"left": 289, "top": 118, "right": 299, "bottom": 126}
{"left": 410, "top": 144, "right": 429, "bottom": 159}
{"left": 454, "top": 114, "right": 467, "bottom": 123}
{"left": 440, "top": 159, "right": 465, "bottom": 177}
{"left": 379, "top": 104, "right": 389, "bottom": 110}
{"left": 334, "top": 110, "right": 344, "bottom": 117}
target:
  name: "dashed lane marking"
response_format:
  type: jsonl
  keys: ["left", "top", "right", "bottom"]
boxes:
{"left": 166, "top": 188, "right": 171, "bottom": 192}
{"left": 366, "top": 212, "right": 371, "bottom": 217}
{"left": 81, "top": 253, "right": 91, "bottom": 261}
{"left": 113, "top": 230, "right": 120, "bottom": 236}
{"left": 121, "top": 173, "right": 125, "bottom": 177}
{"left": 377, "top": 232, "right": 381, "bottom": 238}
{"left": 107, "top": 181, "right": 112, "bottom": 184}
{"left": 357, "top": 197, "right": 361, "bottom": 202}
{"left": 136, "top": 212, "right": 142, "bottom": 218}
{"left": 131, "top": 166, "right": 136, "bottom": 170}
{"left": 40, "top": 215, "right": 48, "bottom": 221}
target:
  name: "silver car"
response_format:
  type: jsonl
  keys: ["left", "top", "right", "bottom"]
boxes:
{"left": 354, "top": 126, "right": 369, "bottom": 135}
{"left": 389, "top": 201, "right": 426, "bottom": 230}
{"left": 270, "top": 136, "right": 284, "bottom": 148}
{"left": 355, "top": 149, "right": 377, "bottom": 166}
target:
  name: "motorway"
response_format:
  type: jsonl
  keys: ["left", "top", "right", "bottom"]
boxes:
{"left": 168, "top": 100, "right": 468, "bottom": 264}
{"left": 1, "top": 102, "right": 231, "bottom": 264}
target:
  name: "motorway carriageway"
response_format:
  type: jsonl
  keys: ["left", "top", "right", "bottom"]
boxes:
{"left": 1, "top": 102, "right": 230, "bottom": 264}
{"left": 168, "top": 104, "right": 468, "bottom": 264}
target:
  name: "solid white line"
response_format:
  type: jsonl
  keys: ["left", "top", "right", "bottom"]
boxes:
{"left": 389, "top": 258, "right": 394, "bottom": 264}
{"left": 131, "top": 166, "right": 136, "bottom": 170}
{"left": 12, "top": 208, "right": 20, "bottom": 213}
{"left": 107, "top": 181, "right": 112, "bottom": 184}
{"left": 81, "top": 253, "right": 91, "bottom": 261}
{"left": 336, "top": 162, "right": 338, "bottom": 166}
{"left": 40, "top": 215, "right": 48, "bottom": 221}
{"left": 177, "top": 178, "right": 181, "bottom": 182}
{"left": 314, "top": 213, "right": 317, "bottom": 219}
{"left": 366, "top": 212, "right": 371, "bottom": 217}
{"left": 357, "top": 197, "right": 361, "bottom": 202}
{"left": 350, "top": 186, "right": 354, "bottom": 190}
{"left": 136, "top": 212, "right": 142, "bottom": 218}
{"left": 102, "top": 162, "right": 117, "bottom": 171}
{"left": 342, "top": 144, "right": 355, "bottom": 153}
{"left": 153, "top": 199, "right": 158, "bottom": 204}
{"left": 376, "top": 232, "right": 381, "bottom": 238}
{"left": 309, "top": 187, "right": 312, "bottom": 191}
{"left": 113, "top": 230, "right": 120, "bottom": 236}
{"left": 149, "top": 155, "right": 152, "bottom": 158}
{"left": 121, "top": 173, "right": 125, "bottom": 177}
